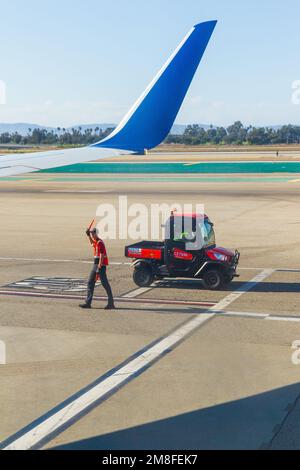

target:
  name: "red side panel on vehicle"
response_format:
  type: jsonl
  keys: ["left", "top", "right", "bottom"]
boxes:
{"left": 127, "top": 247, "right": 162, "bottom": 260}
{"left": 173, "top": 249, "right": 194, "bottom": 261}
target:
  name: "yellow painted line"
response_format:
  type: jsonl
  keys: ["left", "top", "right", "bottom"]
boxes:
{"left": 184, "top": 162, "right": 202, "bottom": 166}
{"left": 289, "top": 179, "right": 300, "bottom": 183}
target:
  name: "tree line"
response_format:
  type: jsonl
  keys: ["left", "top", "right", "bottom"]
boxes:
{"left": 0, "top": 126, "right": 114, "bottom": 146}
{"left": 1, "top": 121, "right": 300, "bottom": 147}
{"left": 166, "top": 121, "right": 300, "bottom": 145}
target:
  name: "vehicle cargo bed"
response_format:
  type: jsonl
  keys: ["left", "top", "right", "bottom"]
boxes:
{"left": 125, "top": 241, "right": 164, "bottom": 260}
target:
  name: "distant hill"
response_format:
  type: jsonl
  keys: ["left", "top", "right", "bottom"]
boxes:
{"left": 171, "top": 124, "right": 211, "bottom": 135}
{"left": 0, "top": 122, "right": 212, "bottom": 136}
{"left": 0, "top": 123, "right": 52, "bottom": 135}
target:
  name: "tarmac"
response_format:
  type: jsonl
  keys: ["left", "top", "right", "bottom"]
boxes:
{"left": 0, "top": 151, "right": 300, "bottom": 450}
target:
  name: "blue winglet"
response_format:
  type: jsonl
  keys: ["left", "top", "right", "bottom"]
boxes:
{"left": 92, "top": 20, "right": 217, "bottom": 152}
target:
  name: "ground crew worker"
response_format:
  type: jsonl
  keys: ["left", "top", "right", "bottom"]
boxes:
{"left": 80, "top": 227, "right": 115, "bottom": 310}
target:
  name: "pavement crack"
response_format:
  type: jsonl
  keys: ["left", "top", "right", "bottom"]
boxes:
{"left": 266, "top": 390, "right": 300, "bottom": 449}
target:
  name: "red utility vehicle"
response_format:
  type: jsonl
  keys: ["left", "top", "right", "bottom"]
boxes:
{"left": 125, "top": 212, "right": 240, "bottom": 290}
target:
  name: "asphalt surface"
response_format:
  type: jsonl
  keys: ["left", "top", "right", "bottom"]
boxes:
{"left": 0, "top": 157, "right": 300, "bottom": 450}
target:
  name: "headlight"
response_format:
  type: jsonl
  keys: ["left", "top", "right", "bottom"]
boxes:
{"left": 214, "top": 253, "right": 228, "bottom": 261}
{"left": 207, "top": 250, "right": 228, "bottom": 262}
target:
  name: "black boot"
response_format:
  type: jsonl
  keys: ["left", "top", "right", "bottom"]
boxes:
{"left": 79, "top": 303, "right": 91, "bottom": 309}
{"left": 104, "top": 302, "right": 115, "bottom": 310}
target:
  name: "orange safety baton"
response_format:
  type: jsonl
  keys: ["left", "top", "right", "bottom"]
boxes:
{"left": 88, "top": 218, "right": 95, "bottom": 232}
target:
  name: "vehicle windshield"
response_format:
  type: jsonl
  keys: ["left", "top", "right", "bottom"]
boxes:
{"left": 200, "top": 219, "right": 215, "bottom": 248}
{"left": 170, "top": 216, "right": 216, "bottom": 248}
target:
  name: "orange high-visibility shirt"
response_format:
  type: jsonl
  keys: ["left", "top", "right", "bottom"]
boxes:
{"left": 93, "top": 239, "right": 109, "bottom": 266}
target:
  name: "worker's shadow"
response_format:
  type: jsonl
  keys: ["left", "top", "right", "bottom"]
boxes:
{"left": 93, "top": 305, "right": 209, "bottom": 316}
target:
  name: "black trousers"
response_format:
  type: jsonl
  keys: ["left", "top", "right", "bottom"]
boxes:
{"left": 86, "top": 264, "right": 114, "bottom": 306}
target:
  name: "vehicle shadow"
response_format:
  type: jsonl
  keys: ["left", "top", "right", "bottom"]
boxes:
{"left": 153, "top": 279, "right": 204, "bottom": 290}
{"left": 50, "top": 382, "right": 300, "bottom": 450}
{"left": 225, "top": 281, "right": 300, "bottom": 294}
{"left": 152, "top": 279, "right": 300, "bottom": 294}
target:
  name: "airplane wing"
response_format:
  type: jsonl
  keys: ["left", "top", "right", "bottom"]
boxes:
{"left": 0, "top": 147, "right": 131, "bottom": 177}
{"left": 0, "top": 20, "right": 217, "bottom": 178}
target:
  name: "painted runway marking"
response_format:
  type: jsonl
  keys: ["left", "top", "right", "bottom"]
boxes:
{"left": 0, "top": 269, "right": 271, "bottom": 450}
{"left": 1, "top": 256, "right": 299, "bottom": 272}
{"left": 184, "top": 162, "right": 201, "bottom": 166}
{"left": 0, "top": 289, "right": 216, "bottom": 308}
{"left": 216, "top": 310, "right": 300, "bottom": 323}
{"left": 265, "top": 315, "right": 300, "bottom": 322}
{"left": 276, "top": 268, "right": 300, "bottom": 273}
{"left": 217, "top": 310, "right": 270, "bottom": 319}
{"left": 122, "top": 285, "right": 157, "bottom": 298}
{"left": 5, "top": 277, "right": 101, "bottom": 293}
{"left": 212, "top": 269, "right": 274, "bottom": 311}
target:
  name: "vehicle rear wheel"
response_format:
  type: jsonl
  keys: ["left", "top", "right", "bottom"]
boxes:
{"left": 133, "top": 266, "right": 154, "bottom": 287}
{"left": 202, "top": 269, "right": 225, "bottom": 290}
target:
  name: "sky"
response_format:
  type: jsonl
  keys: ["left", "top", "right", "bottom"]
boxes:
{"left": 0, "top": 0, "right": 299, "bottom": 127}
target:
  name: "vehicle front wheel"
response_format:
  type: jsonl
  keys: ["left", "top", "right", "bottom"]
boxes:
{"left": 133, "top": 266, "right": 154, "bottom": 287}
{"left": 224, "top": 274, "right": 234, "bottom": 284}
{"left": 202, "top": 269, "right": 225, "bottom": 290}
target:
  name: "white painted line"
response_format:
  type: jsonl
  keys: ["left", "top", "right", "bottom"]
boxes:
{"left": 239, "top": 267, "right": 300, "bottom": 273}
{"left": 215, "top": 310, "right": 300, "bottom": 323}
{"left": 217, "top": 310, "right": 270, "bottom": 319}
{"left": 122, "top": 287, "right": 153, "bottom": 298}
{"left": 122, "top": 283, "right": 158, "bottom": 298}
{"left": 14, "top": 282, "right": 31, "bottom": 286}
{"left": 238, "top": 267, "right": 268, "bottom": 271}
{"left": 2, "top": 269, "right": 272, "bottom": 451}
{"left": 265, "top": 316, "right": 300, "bottom": 322}
{"left": 0, "top": 289, "right": 216, "bottom": 307}
{"left": 213, "top": 269, "right": 274, "bottom": 311}
{"left": 2, "top": 314, "right": 213, "bottom": 450}
{"left": 1, "top": 257, "right": 299, "bottom": 272}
